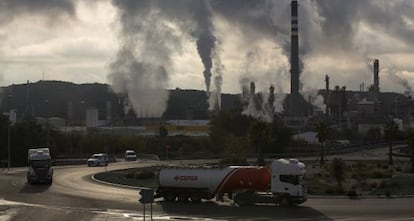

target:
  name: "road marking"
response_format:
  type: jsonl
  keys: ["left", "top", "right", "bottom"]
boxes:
{"left": 375, "top": 218, "right": 414, "bottom": 221}
{"left": 0, "top": 199, "right": 220, "bottom": 220}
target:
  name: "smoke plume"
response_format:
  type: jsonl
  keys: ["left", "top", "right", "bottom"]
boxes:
{"left": 109, "top": 0, "right": 184, "bottom": 118}
{"left": 209, "top": 47, "right": 224, "bottom": 110}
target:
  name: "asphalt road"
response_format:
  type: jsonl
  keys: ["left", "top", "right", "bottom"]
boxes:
{"left": 1, "top": 161, "right": 414, "bottom": 221}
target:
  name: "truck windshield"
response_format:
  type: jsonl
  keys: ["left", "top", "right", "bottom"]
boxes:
{"left": 280, "top": 175, "right": 301, "bottom": 185}
{"left": 31, "top": 160, "right": 51, "bottom": 168}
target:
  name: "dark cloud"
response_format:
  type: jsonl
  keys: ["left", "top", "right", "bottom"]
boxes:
{"left": 0, "top": 0, "right": 76, "bottom": 25}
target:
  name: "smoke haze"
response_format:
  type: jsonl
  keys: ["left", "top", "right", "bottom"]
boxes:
{"left": 109, "top": 0, "right": 183, "bottom": 118}
{"left": 1, "top": 0, "right": 414, "bottom": 116}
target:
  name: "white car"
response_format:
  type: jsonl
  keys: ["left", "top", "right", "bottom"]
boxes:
{"left": 87, "top": 153, "right": 108, "bottom": 167}
{"left": 125, "top": 150, "right": 137, "bottom": 161}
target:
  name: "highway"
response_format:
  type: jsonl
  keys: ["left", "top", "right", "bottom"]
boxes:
{"left": 1, "top": 161, "right": 414, "bottom": 221}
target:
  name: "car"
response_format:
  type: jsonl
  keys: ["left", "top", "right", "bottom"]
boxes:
{"left": 125, "top": 150, "right": 137, "bottom": 161}
{"left": 87, "top": 153, "right": 108, "bottom": 167}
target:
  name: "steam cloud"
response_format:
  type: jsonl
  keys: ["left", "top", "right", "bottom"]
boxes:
{"left": 109, "top": 0, "right": 185, "bottom": 118}
{"left": 3, "top": 1, "right": 414, "bottom": 117}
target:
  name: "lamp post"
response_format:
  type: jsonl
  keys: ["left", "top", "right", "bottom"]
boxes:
{"left": 7, "top": 94, "right": 12, "bottom": 172}
{"left": 80, "top": 101, "right": 85, "bottom": 159}
{"left": 7, "top": 119, "right": 10, "bottom": 172}
{"left": 44, "top": 99, "right": 49, "bottom": 147}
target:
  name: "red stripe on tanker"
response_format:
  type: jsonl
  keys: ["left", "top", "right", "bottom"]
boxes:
{"left": 159, "top": 166, "right": 271, "bottom": 195}
{"left": 216, "top": 167, "right": 271, "bottom": 194}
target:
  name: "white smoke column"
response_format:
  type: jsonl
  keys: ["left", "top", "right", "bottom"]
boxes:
{"left": 109, "top": 1, "right": 182, "bottom": 118}
{"left": 383, "top": 67, "right": 414, "bottom": 96}
{"left": 240, "top": 80, "right": 273, "bottom": 122}
{"left": 273, "top": 93, "right": 286, "bottom": 113}
{"left": 302, "top": 89, "right": 326, "bottom": 113}
{"left": 209, "top": 45, "right": 224, "bottom": 110}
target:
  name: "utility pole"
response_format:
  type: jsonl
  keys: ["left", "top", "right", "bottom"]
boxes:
{"left": 7, "top": 121, "right": 10, "bottom": 172}
{"left": 7, "top": 94, "right": 12, "bottom": 172}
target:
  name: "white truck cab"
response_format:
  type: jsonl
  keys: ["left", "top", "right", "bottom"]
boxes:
{"left": 27, "top": 147, "right": 53, "bottom": 184}
{"left": 271, "top": 159, "right": 307, "bottom": 204}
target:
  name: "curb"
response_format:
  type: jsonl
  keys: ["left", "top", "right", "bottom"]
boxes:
{"left": 308, "top": 195, "right": 414, "bottom": 199}
{"left": 91, "top": 174, "right": 142, "bottom": 190}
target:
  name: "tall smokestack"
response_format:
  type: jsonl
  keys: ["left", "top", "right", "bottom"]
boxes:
{"left": 290, "top": 0, "right": 299, "bottom": 96}
{"left": 250, "top": 81, "right": 256, "bottom": 97}
{"left": 373, "top": 59, "right": 379, "bottom": 93}
{"left": 325, "top": 74, "right": 330, "bottom": 116}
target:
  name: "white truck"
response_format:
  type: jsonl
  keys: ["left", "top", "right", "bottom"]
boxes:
{"left": 155, "top": 159, "right": 307, "bottom": 206}
{"left": 27, "top": 147, "right": 53, "bottom": 185}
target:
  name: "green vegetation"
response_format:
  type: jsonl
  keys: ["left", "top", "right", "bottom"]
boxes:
{"left": 383, "top": 119, "right": 399, "bottom": 165}
{"left": 94, "top": 167, "right": 159, "bottom": 188}
{"left": 306, "top": 159, "right": 414, "bottom": 197}
{"left": 315, "top": 121, "right": 329, "bottom": 165}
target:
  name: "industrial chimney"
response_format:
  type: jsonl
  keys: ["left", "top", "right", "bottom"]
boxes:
{"left": 290, "top": 0, "right": 299, "bottom": 96}
{"left": 373, "top": 59, "right": 379, "bottom": 97}
{"left": 250, "top": 81, "right": 256, "bottom": 97}
{"left": 325, "top": 74, "right": 330, "bottom": 116}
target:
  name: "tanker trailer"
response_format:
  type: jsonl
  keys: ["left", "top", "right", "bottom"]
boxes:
{"left": 155, "top": 159, "right": 307, "bottom": 206}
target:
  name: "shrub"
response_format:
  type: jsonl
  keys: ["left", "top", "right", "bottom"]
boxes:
{"left": 125, "top": 171, "right": 155, "bottom": 179}
{"left": 347, "top": 190, "right": 358, "bottom": 198}
{"left": 385, "top": 191, "right": 391, "bottom": 198}
{"left": 219, "top": 158, "right": 248, "bottom": 166}
{"left": 396, "top": 166, "right": 402, "bottom": 172}
{"left": 330, "top": 158, "right": 346, "bottom": 187}
{"left": 372, "top": 171, "right": 386, "bottom": 178}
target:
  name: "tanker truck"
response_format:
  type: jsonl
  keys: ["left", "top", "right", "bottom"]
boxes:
{"left": 155, "top": 159, "right": 307, "bottom": 206}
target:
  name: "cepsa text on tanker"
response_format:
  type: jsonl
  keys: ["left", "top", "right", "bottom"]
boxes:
{"left": 174, "top": 175, "right": 198, "bottom": 181}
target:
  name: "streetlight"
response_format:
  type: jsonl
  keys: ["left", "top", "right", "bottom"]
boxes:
{"left": 7, "top": 117, "right": 10, "bottom": 172}
{"left": 44, "top": 100, "right": 49, "bottom": 147}
{"left": 7, "top": 94, "right": 12, "bottom": 172}
{"left": 80, "top": 101, "right": 85, "bottom": 159}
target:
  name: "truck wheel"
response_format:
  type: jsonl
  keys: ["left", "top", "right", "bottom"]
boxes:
{"left": 164, "top": 192, "right": 176, "bottom": 202}
{"left": 234, "top": 195, "right": 249, "bottom": 206}
{"left": 177, "top": 193, "right": 188, "bottom": 203}
{"left": 278, "top": 197, "right": 291, "bottom": 207}
{"left": 190, "top": 193, "right": 202, "bottom": 203}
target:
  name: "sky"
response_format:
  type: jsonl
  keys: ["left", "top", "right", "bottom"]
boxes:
{"left": 1, "top": 0, "right": 414, "bottom": 98}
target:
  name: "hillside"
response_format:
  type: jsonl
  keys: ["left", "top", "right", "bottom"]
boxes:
{"left": 0, "top": 81, "right": 240, "bottom": 122}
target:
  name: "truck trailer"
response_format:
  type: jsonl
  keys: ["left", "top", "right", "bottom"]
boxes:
{"left": 155, "top": 159, "right": 307, "bottom": 206}
{"left": 27, "top": 147, "right": 53, "bottom": 184}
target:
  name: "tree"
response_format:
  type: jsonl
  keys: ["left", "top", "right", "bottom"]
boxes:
{"left": 406, "top": 129, "right": 414, "bottom": 173}
{"left": 249, "top": 120, "right": 271, "bottom": 166}
{"left": 209, "top": 110, "right": 254, "bottom": 153}
{"left": 11, "top": 116, "right": 46, "bottom": 165}
{"left": 316, "top": 121, "right": 329, "bottom": 165}
{"left": 159, "top": 126, "right": 168, "bottom": 137}
{"left": 384, "top": 120, "right": 398, "bottom": 165}
{"left": 330, "top": 158, "right": 346, "bottom": 189}
{"left": 269, "top": 116, "right": 292, "bottom": 153}
{"left": 221, "top": 135, "right": 249, "bottom": 165}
